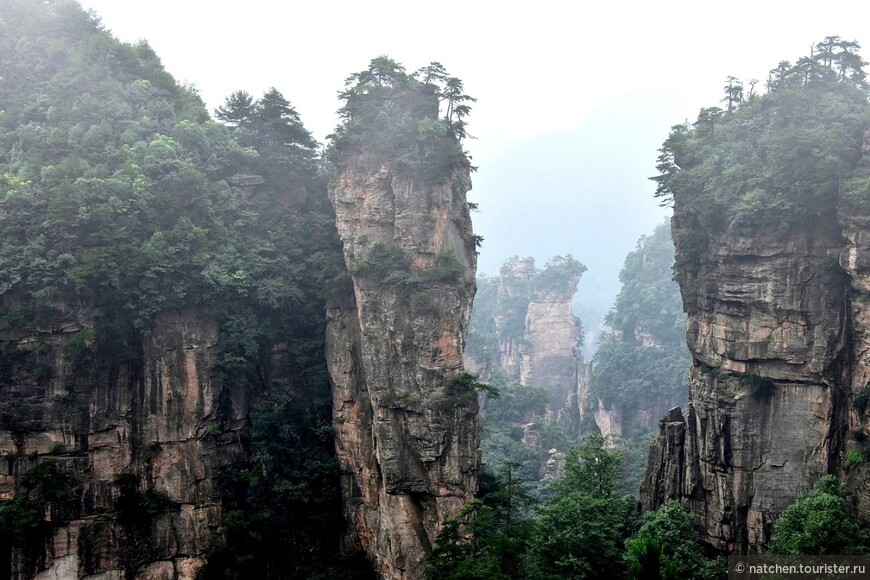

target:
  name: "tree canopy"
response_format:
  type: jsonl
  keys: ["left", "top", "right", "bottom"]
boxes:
{"left": 0, "top": 2, "right": 362, "bottom": 577}
{"left": 652, "top": 39, "right": 870, "bottom": 279}
{"left": 329, "top": 56, "right": 474, "bottom": 181}
{"left": 768, "top": 475, "right": 869, "bottom": 556}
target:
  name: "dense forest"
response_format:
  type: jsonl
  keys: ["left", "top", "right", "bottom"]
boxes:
{"left": 0, "top": 1, "right": 362, "bottom": 577}
{"left": 2, "top": 1, "right": 870, "bottom": 578}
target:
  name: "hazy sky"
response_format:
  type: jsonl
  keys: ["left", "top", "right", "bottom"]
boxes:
{"left": 75, "top": 0, "right": 870, "bottom": 332}
{"left": 78, "top": 0, "right": 870, "bottom": 156}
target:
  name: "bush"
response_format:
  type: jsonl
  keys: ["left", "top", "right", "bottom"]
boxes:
{"left": 844, "top": 449, "right": 869, "bottom": 470}
{"left": 426, "top": 251, "right": 465, "bottom": 282}
{"left": 439, "top": 372, "right": 498, "bottom": 410}
{"left": 352, "top": 242, "right": 417, "bottom": 286}
{"left": 768, "top": 475, "right": 869, "bottom": 555}
{"left": 625, "top": 501, "right": 709, "bottom": 580}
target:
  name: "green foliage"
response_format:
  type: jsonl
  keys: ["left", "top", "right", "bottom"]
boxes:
{"left": 478, "top": 372, "right": 555, "bottom": 488}
{"left": 654, "top": 41, "right": 870, "bottom": 279}
{"left": 0, "top": 0, "right": 314, "bottom": 334}
{"left": 842, "top": 175, "right": 870, "bottom": 207}
{"left": 625, "top": 501, "right": 711, "bottom": 580}
{"left": 441, "top": 372, "right": 499, "bottom": 409}
{"left": 525, "top": 435, "right": 635, "bottom": 579}
{"left": 844, "top": 449, "right": 870, "bottom": 470}
{"left": 530, "top": 255, "right": 586, "bottom": 296}
{"left": 768, "top": 475, "right": 869, "bottom": 555}
{"left": 330, "top": 56, "right": 473, "bottom": 182}
{"left": 198, "top": 378, "right": 373, "bottom": 579}
{"left": 352, "top": 242, "right": 417, "bottom": 285}
{"left": 0, "top": 495, "right": 42, "bottom": 543}
{"left": 625, "top": 537, "right": 680, "bottom": 580}
{"left": 589, "top": 223, "right": 689, "bottom": 492}
{"left": 426, "top": 251, "right": 465, "bottom": 282}
{"left": 591, "top": 334, "right": 687, "bottom": 410}
{"left": 62, "top": 329, "right": 95, "bottom": 375}
{"left": 483, "top": 374, "right": 549, "bottom": 426}
{"left": 553, "top": 435, "right": 623, "bottom": 499}
{"left": 464, "top": 275, "right": 500, "bottom": 365}
{"left": 0, "top": 2, "right": 359, "bottom": 577}
{"left": 527, "top": 492, "right": 632, "bottom": 579}
{"left": 0, "top": 458, "right": 74, "bottom": 577}
{"left": 427, "top": 463, "right": 536, "bottom": 580}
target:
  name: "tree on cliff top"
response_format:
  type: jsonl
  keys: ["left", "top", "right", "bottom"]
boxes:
{"left": 652, "top": 38, "right": 870, "bottom": 279}
{"left": 328, "top": 56, "right": 474, "bottom": 181}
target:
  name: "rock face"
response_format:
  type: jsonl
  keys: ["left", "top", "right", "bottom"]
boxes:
{"left": 640, "top": 213, "right": 858, "bottom": 553}
{"left": 520, "top": 272, "right": 584, "bottom": 412}
{"left": 0, "top": 306, "right": 245, "bottom": 578}
{"left": 327, "top": 151, "right": 479, "bottom": 579}
{"left": 482, "top": 257, "right": 584, "bottom": 418}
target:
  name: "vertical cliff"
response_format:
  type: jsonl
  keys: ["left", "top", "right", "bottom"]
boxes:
{"left": 0, "top": 306, "right": 245, "bottom": 578}
{"left": 326, "top": 59, "right": 479, "bottom": 579}
{"left": 467, "top": 256, "right": 585, "bottom": 417}
{"left": 327, "top": 154, "right": 478, "bottom": 579}
{"left": 641, "top": 51, "right": 870, "bottom": 553}
{"left": 520, "top": 261, "right": 585, "bottom": 412}
{"left": 0, "top": 3, "right": 349, "bottom": 577}
{"left": 640, "top": 220, "right": 849, "bottom": 552}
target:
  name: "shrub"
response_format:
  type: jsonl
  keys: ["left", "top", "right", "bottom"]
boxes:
{"left": 353, "top": 242, "right": 418, "bottom": 286}
{"left": 426, "top": 251, "right": 464, "bottom": 282}
{"left": 768, "top": 475, "right": 869, "bottom": 555}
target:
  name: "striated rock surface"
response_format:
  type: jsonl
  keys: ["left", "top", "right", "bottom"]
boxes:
{"left": 327, "top": 151, "right": 479, "bottom": 579}
{"left": 0, "top": 306, "right": 245, "bottom": 578}
{"left": 640, "top": 215, "right": 853, "bottom": 553}
{"left": 479, "top": 257, "right": 584, "bottom": 418}
{"left": 520, "top": 270, "right": 584, "bottom": 411}
{"left": 837, "top": 207, "right": 870, "bottom": 526}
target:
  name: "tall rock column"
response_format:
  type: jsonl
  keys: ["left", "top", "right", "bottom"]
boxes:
{"left": 837, "top": 206, "right": 870, "bottom": 522}
{"left": 326, "top": 150, "right": 479, "bottom": 578}
{"left": 519, "top": 267, "right": 583, "bottom": 411}
{"left": 640, "top": 218, "right": 849, "bottom": 553}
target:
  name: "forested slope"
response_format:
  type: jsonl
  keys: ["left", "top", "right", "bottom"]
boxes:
{"left": 590, "top": 222, "right": 690, "bottom": 492}
{"left": 0, "top": 1, "right": 360, "bottom": 577}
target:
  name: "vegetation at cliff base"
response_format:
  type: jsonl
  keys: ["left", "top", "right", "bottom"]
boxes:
{"left": 768, "top": 475, "right": 870, "bottom": 555}
{"left": 427, "top": 435, "right": 726, "bottom": 579}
